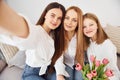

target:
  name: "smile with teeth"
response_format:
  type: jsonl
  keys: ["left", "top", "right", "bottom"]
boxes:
{"left": 86, "top": 31, "right": 93, "bottom": 34}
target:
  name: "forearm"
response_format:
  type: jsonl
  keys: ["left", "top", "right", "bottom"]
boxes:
{"left": 57, "top": 75, "right": 65, "bottom": 80}
{"left": 55, "top": 55, "right": 69, "bottom": 76}
{"left": 0, "top": 0, "right": 29, "bottom": 37}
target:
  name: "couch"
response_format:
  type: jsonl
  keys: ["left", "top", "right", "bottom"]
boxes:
{"left": 0, "top": 44, "right": 25, "bottom": 80}
{"left": 0, "top": 24, "right": 120, "bottom": 80}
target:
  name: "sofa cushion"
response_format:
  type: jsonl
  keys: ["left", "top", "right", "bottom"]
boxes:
{"left": 104, "top": 24, "right": 120, "bottom": 54}
{"left": 8, "top": 50, "right": 26, "bottom": 69}
{"left": 0, "top": 50, "right": 7, "bottom": 73}
{"left": 0, "top": 50, "right": 5, "bottom": 60}
{"left": 0, "top": 60, "right": 7, "bottom": 73}
{"left": 0, "top": 43, "right": 19, "bottom": 63}
{"left": 0, "top": 66, "right": 23, "bottom": 80}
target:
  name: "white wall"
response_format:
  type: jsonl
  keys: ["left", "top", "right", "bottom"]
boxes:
{"left": 6, "top": 0, "right": 120, "bottom": 27}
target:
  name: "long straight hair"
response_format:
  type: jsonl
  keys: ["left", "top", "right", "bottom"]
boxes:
{"left": 36, "top": 2, "right": 66, "bottom": 72}
{"left": 37, "top": 2, "right": 66, "bottom": 72}
{"left": 64, "top": 6, "right": 84, "bottom": 66}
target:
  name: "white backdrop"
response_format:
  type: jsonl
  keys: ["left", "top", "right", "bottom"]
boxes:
{"left": 6, "top": 0, "right": 120, "bottom": 27}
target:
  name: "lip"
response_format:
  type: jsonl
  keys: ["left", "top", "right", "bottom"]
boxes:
{"left": 65, "top": 24, "right": 72, "bottom": 28}
{"left": 51, "top": 23, "right": 57, "bottom": 26}
{"left": 86, "top": 31, "right": 93, "bottom": 34}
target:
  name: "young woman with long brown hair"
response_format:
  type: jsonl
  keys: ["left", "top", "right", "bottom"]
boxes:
{"left": 50, "top": 6, "right": 84, "bottom": 80}
{"left": 0, "top": 1, "right": 65, "bottom": 80}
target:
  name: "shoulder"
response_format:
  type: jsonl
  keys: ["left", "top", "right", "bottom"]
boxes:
{"left": 103, "top": 39, "right": 116, "bottom": 49}
{"left": 104, "top": 39, "right": 114, "bottom": 45}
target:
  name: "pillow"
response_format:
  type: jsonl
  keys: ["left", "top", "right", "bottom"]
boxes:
{"left": 0, "top": 50, "right": 6, "bottom": 73}
{"left": 0, "top": 59, "right": 7, "bottom": 73}
{"left": 8, "top": 50, "right": 26, "bottom": 69}
{"left": 0, "top": 50, "right": 5, "bottom": 60}
{"left": 0, "top": 42, "right": 19, "bottom": 63}
{"left": 104, "top": 24, "right": 120, "bottom": 53}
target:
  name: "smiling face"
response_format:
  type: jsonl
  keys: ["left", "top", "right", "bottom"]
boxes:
{"left": 64, "top": 9, "right": 78, "bottom": 32}
{"left": 44, "top": 8, "right": 63, "bottom": 30}
{"left": 83, "top": 18, "right": 98, "bottom": 40}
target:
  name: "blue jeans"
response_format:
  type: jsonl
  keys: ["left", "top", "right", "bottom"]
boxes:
{"left": 22, "top": 64, "right": 56, "bottom": 80}
{"left": 65, "top": 64, "right": 83, "bottom": 80}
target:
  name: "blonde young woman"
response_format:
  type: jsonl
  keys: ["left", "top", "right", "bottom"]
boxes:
{"left": 0, "top": 1, "right": 65, "bottom": 80}
{"left": 50, "top": 6, "right": 84, "bottom": 80}
{"left": 83, "top": 13, "right": 120, "bottom": 80}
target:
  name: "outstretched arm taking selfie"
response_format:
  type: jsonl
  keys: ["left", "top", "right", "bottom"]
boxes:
{"left": 0, "top": 0, "right": 29, "bottom": 38}
{"left": 0, "top": 1, "right": 66, "bottom": 80}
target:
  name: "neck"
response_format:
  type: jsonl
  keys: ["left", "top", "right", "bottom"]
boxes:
{"left": 42, "top": 23, "right": 51, "bottom": 34}
{"left": 91, "top": 34, "right": 97, "bottom": 41}
{"left": 66, "top": 31, "right": 75, "bottom": 41}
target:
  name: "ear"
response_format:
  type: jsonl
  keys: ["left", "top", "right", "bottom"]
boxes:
{"left": 45, "top": 14, "right": 47, "bottom": 19}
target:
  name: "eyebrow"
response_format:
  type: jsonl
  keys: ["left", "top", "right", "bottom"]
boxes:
{"left": 66, "top": 15, "right": 77, "bottom": 19}
{"left": 51, "top": 13, "right": 55, "bottom": 15}
{"left": 51, "top": 13, "right": 62, "bottom": 18}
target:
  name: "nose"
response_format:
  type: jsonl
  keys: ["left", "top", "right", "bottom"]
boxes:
{"left": 67, "top": 19, "right": 72, "bottom": 25}
{"left": 86, "top": 26, "right": 90, "bottom": 30}
{"left": 53, "top": 17, "right": 57, "bottom": 23}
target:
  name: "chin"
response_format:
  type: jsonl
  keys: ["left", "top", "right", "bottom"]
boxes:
{"left": 86, "top": 35, "right": 92, "bottom": 38}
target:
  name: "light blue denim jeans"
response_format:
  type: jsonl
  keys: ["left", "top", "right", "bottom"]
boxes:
{"left": 22, "top": 64, "right": 56, "bottom": 80}
{"left": 65, "top": 64, "right": 83, "bottom": 80}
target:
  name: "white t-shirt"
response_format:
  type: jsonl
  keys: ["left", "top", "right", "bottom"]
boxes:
{"left": 87, "top": 39, "right": 120, "bottom": 80}
{"left": 0, "top": 14, "right": 54, "bottom": 75}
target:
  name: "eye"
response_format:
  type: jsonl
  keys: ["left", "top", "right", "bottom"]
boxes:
{"left": 72, "top": 19, "right": 77, "bottom": 22}
{"left": 83, "top": 26, "right": 86, "bottom": 28}
{"left": 65, "top": 16, "right": 69, "bottom": 20}
{"left": 57, "top": 17, "right": 62, "bottom": 21}
{"left": 51, "top": 14, "right": 55, "bottom": 18}
{"left": 89, "top": 23, "right": 94, "bottom": 26}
